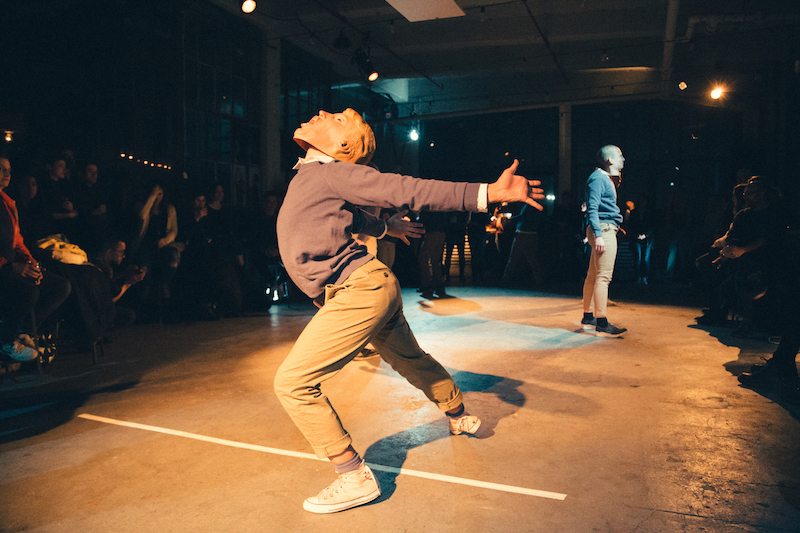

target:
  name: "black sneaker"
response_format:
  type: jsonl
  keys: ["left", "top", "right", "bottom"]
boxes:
{"left": 581, "top": 316, "right": 596, "bottom": 330}
{"left": 738, "top": 358, "right": 789, "bottom": 387}
{"left": 596, "top": 323, "right": 626, "bottom": 337}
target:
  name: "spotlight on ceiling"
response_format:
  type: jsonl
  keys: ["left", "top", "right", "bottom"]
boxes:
{"left": 241, "top": 0, "right": 256, "bottom": 14}
{"left": 353, "top": 48, "right": 379, "bottom": 82}
{"left": 710, "top": 86, "right": 724, "bottom": 99}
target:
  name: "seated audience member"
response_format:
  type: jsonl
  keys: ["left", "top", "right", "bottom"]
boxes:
{"left": 73, "top": 162, "right": 110, "bottom": 255}
{"left": 0, "top": 156, "right": 71, "bottom": 361}
{"left": 130, "top": 181, "right": 180, "bottom": 303}
{"left": 713, "top": 176, "right": 785, "bottom": 337}
{"left": 206, "top": 183, "right": 226, "bottom": 226}
{"left": 13, "top": 173, "right": 50, "bottom": 247}
{"left": 696, "top": 184, "right": 746, "bottom": 325}
{"left": 37, "top": 153, "right": 81, "bottom": 241}
{"left": 93, "top": 240, "right": 145, "bottom": 328}
{"left": 738, "top": 238, "right": 800, "bottom": 402}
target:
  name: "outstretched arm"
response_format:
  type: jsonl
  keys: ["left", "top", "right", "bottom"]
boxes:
{"left": 486, "top": 159, "right": 545, "bottom": 210}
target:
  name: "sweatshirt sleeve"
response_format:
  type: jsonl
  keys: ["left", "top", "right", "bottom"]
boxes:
{"left": 326, "top": 162, "right": 482, "bottom": 213}
{"left": 352, "top": 207, "right": 387, "bottom": 238}
{"left": 585, "top": 174, "right": 604, "bottom": 236}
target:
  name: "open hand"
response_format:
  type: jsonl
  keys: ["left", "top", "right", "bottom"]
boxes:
{"left": 385, "top": 209, "right": 425, "bottom": 245}
{"left": 486, "top": 159, "right": 545, "bottom": 210}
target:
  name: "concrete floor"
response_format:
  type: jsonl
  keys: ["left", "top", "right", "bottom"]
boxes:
{"left": 1, "top": 286, "right": 799, "bottom": 533}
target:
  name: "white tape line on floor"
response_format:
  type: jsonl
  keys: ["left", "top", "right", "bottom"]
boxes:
{"left": 78, "top": 413, "right": 567, "bottom": 501}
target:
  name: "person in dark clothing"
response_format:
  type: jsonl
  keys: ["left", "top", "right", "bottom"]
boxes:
{"left": 501, "top": 203, "right": 547, "bottom": 288}
{"left": 130, "top": 182, "right": 180, "bottom": 304}
{"left": 37, "top": 154, "right": 81, "bottom": 241}
{"left": 443, "top": 211, "right": 469, "bottom": 282}
{"left": 0, "top": 157, "right": 71, "bottom": 361}
{"left": 714, "top": 177, "right": 785, "bottom": 337}
{"left": 417, "top": 210, "right": 450, "bottom": 298}
{"left": 738, "top": 236, "right": 800, "bottom": 402}
{"left": 72, "top": 162, "right": 111, "bottom": 255}
{"left": 93, "top": 240, "right": 145, "bottom": 327}
{"left": 627, "top": 195, "right": 657, "bottom": 285}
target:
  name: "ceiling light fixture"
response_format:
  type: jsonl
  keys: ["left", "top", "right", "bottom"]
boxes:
{"left": 353, "top": 47, "right": 379, "bottom": 82}
{"left": 241, "top": 0, "right": 256, "bottom": 14}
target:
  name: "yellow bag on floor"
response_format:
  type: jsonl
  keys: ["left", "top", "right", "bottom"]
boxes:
{"left": 37, "top": 234, "right": 89, "bottom": 265}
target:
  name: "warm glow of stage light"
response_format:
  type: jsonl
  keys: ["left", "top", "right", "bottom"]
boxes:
{"left": 241, "top": 0, "right": 256, "bottom": 14}
{"left": 128, "top": 155, "right": 134, "bottom": 159}
{"left": 678, "top": 81, "right": 687, "bottom": 91}
{"left": 143, "top": 160, "right": 149, "bottom": 165}
{"left": 4, "top": 131, "right": 13, "bottom": 142}
{"left": 120, "top": 153, "right": 126, "bottom": 158}
{"left": 710, "top": 87, "right": 723, "bottom": 99}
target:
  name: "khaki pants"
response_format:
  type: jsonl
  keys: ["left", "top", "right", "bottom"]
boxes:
{"left": 582, "top": 223, "right": 618, "bottom": 318}
{"left": 274, "top": 259, "right": 463, "bottom": 459}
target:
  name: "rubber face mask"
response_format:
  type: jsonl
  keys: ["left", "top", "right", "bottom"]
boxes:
{"left": 293, "top": 108, "right": 375, "bottom": 165}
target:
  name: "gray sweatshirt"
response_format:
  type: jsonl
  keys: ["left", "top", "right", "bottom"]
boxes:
{"left": 277, "top": 160, "right": 482, "bottom": 298}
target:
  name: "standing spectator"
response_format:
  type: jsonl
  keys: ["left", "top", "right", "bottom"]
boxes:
{"left": 417, "top": 210, "right": 449, "bottom": 298}
{"left": 581, "top": 145, "right": 627, "bottom": 336}
{"left": 627, "top": 194, "right": 657, "bottom": 285}
{"left": 443, "top": 211, "right": 469, "bottom": 282}
{"left": 247, "top": 191, "right": 285, "bottom": 306}
{"left": 660, "top": 188, "right": 692, "bottom": 281}
{"left": 466, "top": 211, "right": 490, "bottom": 284}
{"left": 500, "top": 203, "right": 546, "bottom": 288}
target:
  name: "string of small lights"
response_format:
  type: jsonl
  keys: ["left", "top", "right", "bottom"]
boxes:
{"left": 119, "top": 153, "right": 172, "bottom": 170}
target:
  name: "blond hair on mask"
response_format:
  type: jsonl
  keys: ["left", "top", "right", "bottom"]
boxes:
{"left": 336, "top": 108, "right": 376, "bottom": 165}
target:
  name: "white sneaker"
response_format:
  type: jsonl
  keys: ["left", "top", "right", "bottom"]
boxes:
{"left": 449, "top": 414, "right": 482, "bottom": 435}
{"left": 303, "top": 464, "right": 381, "bottom": 514}
{"left": 2, "top": 340, "right": 38, "bottom": 362}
